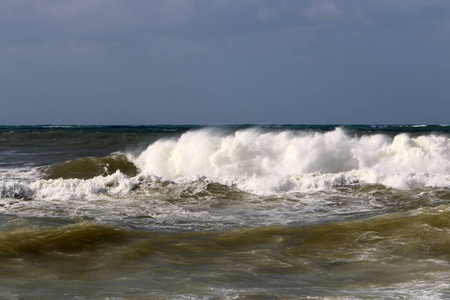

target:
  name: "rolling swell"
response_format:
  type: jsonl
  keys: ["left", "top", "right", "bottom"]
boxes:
{"left": 3, "top": 206, "right": 450, "bottom": 266}
{"left": 43, "top": 153, "right": 138, "bottom": 179}
{"left": 0, "top": 222, "right": 131, "bottom": 257}
{"left": 0, "top": 211, "right": 450, "bottom": 299}
{"left": 1, "top": 204, "right": 450, "bottom": 298}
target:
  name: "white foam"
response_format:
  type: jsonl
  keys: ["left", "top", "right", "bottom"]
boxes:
{"left": 129, "top": 128, "right": 450, "bottom": 194}
{"left": 2, "top": 128, "right": 449, "bottom": 200}
{"left": 1, "top": 171, "right": 138, "bottom": 201}
{"left": 0, "top": 180, "right": 35, "bottom": 199}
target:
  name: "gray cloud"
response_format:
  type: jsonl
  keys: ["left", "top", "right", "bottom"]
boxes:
{"left": 1, "top": 0, "right": 449, "bottom": 124}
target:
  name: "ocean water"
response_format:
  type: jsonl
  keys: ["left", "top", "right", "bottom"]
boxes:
{"left": 0, "top": 124, "right": 449, "bottom": 299}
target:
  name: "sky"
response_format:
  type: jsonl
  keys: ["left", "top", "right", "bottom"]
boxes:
{"left": 0, "top": 0, "right": 449, "bottom": 125}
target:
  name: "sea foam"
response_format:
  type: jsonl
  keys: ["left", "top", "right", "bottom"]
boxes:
{"left": 129, "top": 128, "right": 450, "bottom": 193}
{"left": 133, "top": 128, "right": 449, "bottom": 177}
{"left": 1, "top": 128, "right": 449, "bottom": 200}
{"left": 1, "top": 171, "right": 137, "bottom": 201}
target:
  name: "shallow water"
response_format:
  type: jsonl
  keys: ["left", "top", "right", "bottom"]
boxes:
{"left": 0, "top": 125, "right": 449, "bottom": 299}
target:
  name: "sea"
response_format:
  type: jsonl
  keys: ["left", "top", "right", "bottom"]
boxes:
{"left": 0, "top": 124, "right": 449, "bottom": 299}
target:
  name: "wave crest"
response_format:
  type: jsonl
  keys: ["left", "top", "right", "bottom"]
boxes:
{"left": 132, "top": 128, "right": 449, "bottom": 177}
{"left": 2, "top": 128, "right": 449, "bottom": 200}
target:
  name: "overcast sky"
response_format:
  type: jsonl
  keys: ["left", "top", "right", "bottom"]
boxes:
{"left": 1, "top": 0, "right": 449, "bottom": 125}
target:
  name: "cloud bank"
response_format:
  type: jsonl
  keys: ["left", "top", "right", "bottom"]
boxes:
{"left": 1, "top": 0, "right": 449, "bottom": 124}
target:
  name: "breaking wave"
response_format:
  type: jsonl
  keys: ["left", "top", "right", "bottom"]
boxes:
{"left": 0, "top": 171, "right": 138, "bottom": 200}
{"left": 130, "top": 127, "right": 450, "bottom": 193}
{"left": 133, "top": 128, "right": 449, "bottom": 177}
{"left": 1, "top": 128, "right": 449, "bottom": 200}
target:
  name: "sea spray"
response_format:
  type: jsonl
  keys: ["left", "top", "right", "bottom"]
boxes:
{"left": 130, "top": 128, "right": 450, "bottom": 193}
{"left": 2, "top": 127, "right": 449, "bottom": 200}
{"left": 133, "top": 128, "right": 450, "bottom": 177}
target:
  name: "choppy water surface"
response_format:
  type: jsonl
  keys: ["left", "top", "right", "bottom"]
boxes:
{"left": 0, "top": 125, "right": 449, "bottom": 299}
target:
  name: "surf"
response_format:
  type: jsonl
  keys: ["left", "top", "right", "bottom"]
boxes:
{"left": 129, "top": 127, "right": 450, "bottom": 193}
{"left": 2, "top": 127, "right": 450, "bottom": 201}
{"left": 132, "top": 128, "right": 449, "bottom": 176}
